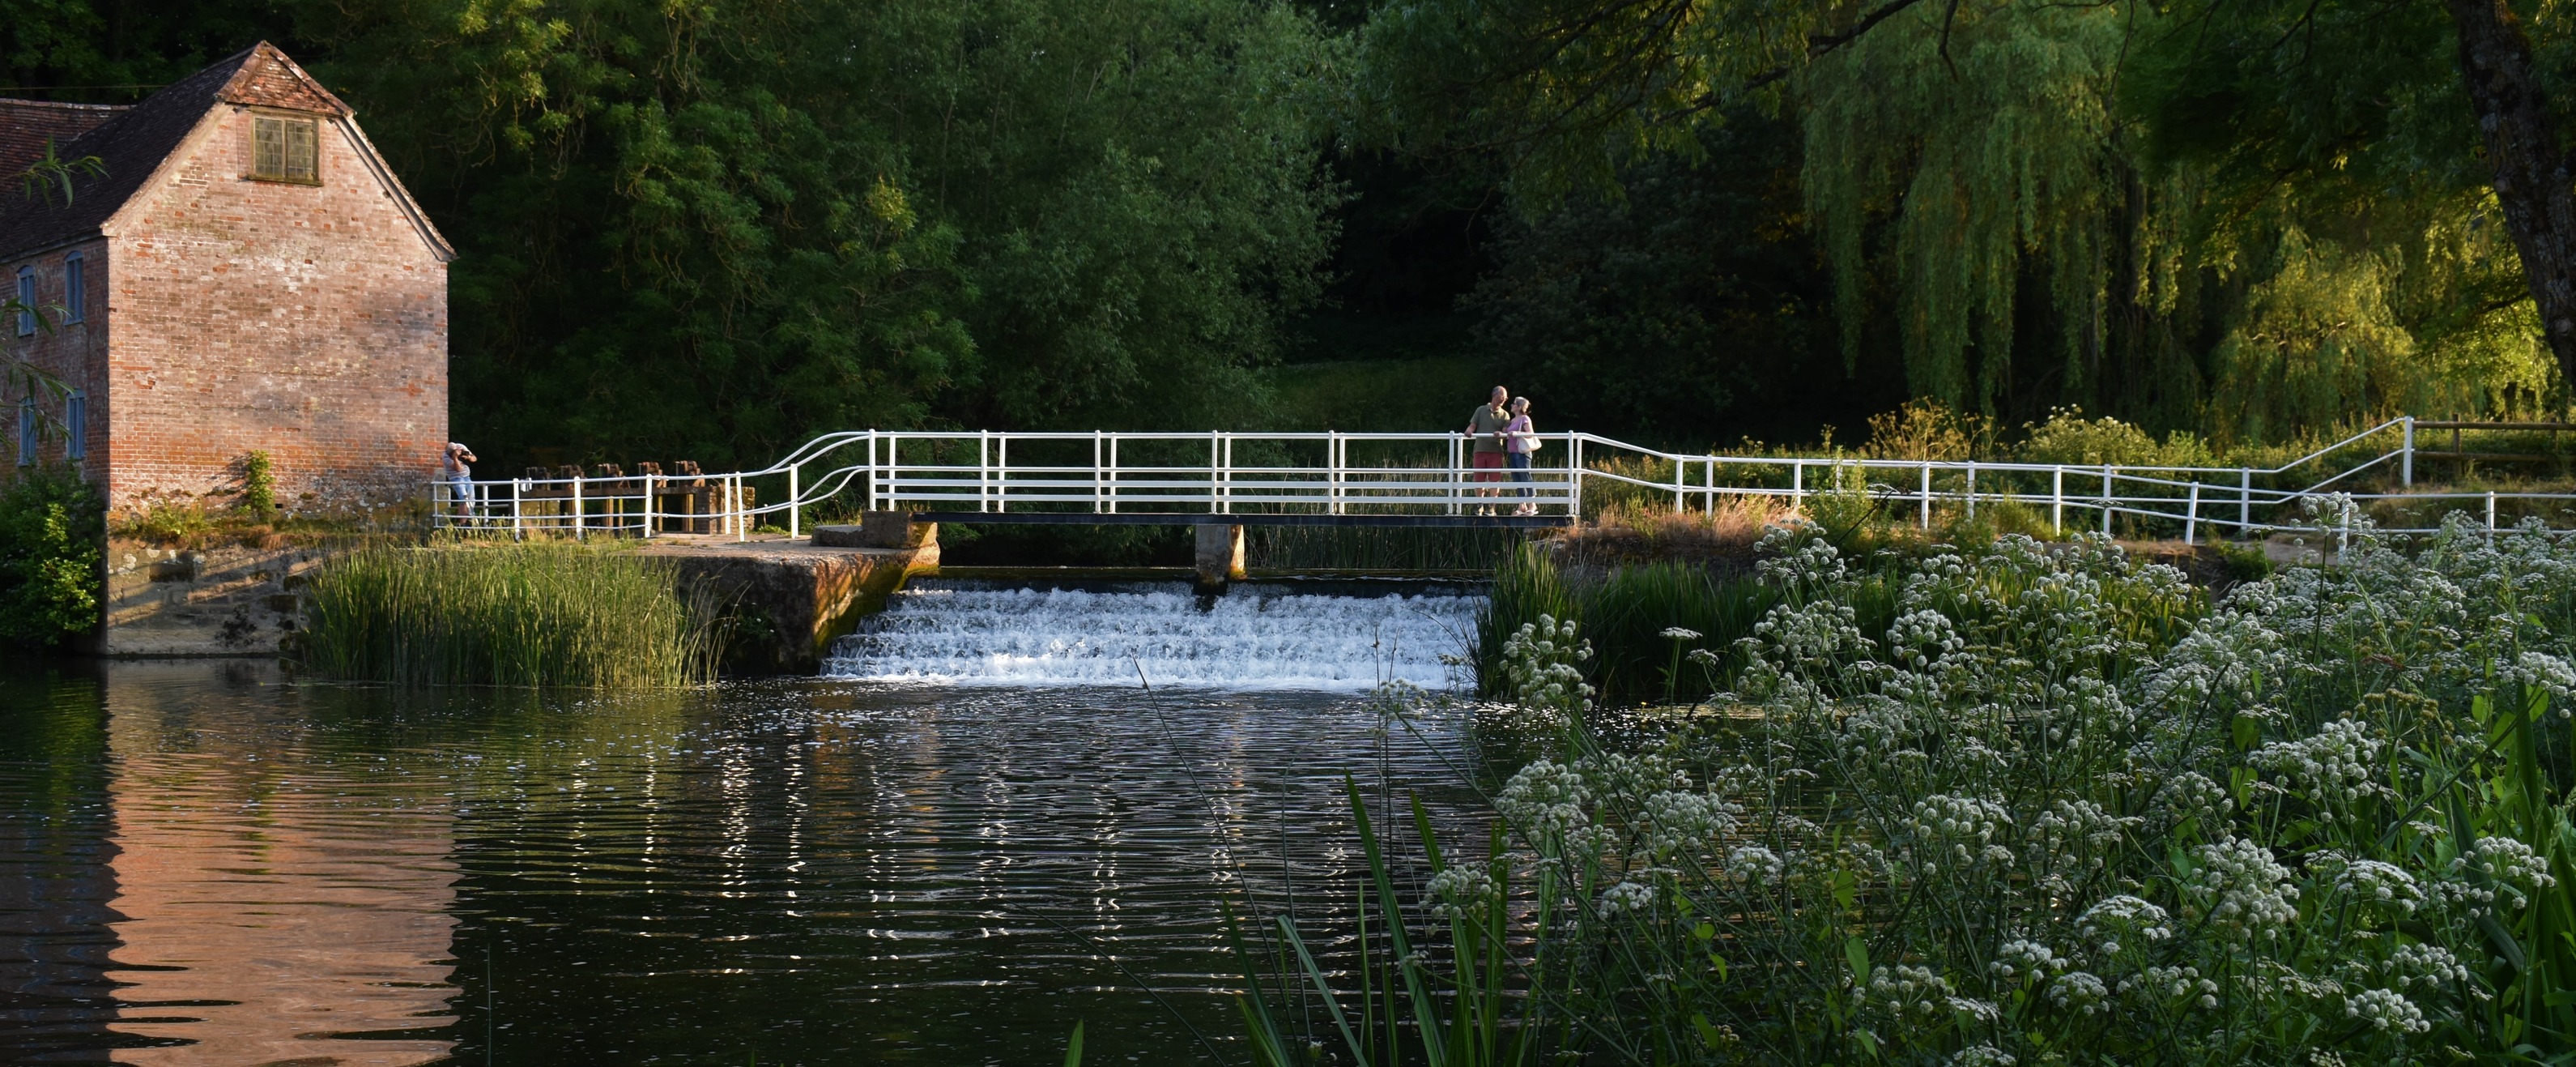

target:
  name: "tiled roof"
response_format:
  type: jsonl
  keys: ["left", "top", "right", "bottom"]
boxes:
{"left": 0, "top": 100, "right": 128, "bottom": 185}
{"left": 0, "top": 42, "right": 353, "bottom": 260}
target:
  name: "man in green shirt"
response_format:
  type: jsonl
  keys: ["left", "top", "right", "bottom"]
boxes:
{"left": 1465, "top": 386, "right": 1512, "bottom": 515}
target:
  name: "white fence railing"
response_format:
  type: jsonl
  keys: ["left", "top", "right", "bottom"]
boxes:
{"left": 428, "top": 417, "right": 2575, "bottom": 541}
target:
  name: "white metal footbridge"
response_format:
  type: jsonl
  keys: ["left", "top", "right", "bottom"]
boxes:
{"left": 434, "top": 417, "right": 2566, "bottom": 541}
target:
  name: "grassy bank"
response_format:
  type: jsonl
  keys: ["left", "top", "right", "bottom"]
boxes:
{"left": 295, "top": 542, "right": 723, "bottom": 687}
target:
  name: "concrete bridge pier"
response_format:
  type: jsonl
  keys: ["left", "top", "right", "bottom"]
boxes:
{"left": 1195, "top": 524, "right": 1245, "bottom": 590}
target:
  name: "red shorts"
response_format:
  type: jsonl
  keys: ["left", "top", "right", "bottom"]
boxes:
{"left": 1473, "top": 451, "right": 1505, "bottom": 482}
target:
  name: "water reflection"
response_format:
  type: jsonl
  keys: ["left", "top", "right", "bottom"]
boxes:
{"left": 0, "top": 661, "right": 1485, "bottom": 1065}
{"left": 103, "top": 661, "right": 458, "bottom": 1065}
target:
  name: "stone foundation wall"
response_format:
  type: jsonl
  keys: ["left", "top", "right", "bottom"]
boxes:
{"left": 101, "top": 536, "right": 343, "bottom": 656}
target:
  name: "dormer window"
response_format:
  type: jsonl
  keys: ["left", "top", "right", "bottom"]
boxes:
{"left": 250, "top": 114, "right": 319, "bottom": 184}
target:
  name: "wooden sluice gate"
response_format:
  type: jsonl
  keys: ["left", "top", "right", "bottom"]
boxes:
{"left": 507, "top": 460, "right": 755, "bottom": 535}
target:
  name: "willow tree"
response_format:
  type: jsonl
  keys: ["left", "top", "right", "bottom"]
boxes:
{"left": 1354, "top": 0, "right": 2575, "bottom": 435}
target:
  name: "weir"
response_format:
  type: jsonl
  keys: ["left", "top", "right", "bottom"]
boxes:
{"left": 821, "top": 577, "right": 1482, "bottom": 690}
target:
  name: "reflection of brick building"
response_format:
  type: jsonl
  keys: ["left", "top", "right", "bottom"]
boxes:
{"left": 0, "top": 43, "right": 452, "bottom": 511}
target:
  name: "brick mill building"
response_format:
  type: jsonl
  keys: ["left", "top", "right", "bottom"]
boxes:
{"left": 0, "top": 42, "right": 451, "bottom": 514}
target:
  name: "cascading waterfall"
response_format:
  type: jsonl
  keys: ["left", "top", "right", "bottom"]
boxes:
{"left": 820, "top": 579, "right": 1484, "bottom": 690}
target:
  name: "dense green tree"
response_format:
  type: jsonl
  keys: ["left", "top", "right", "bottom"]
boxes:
{"left": 1345, "top": 0, "right": 2576, "bottom": 442}
{"left": 297, "top": 0, "right": 1335, "bottom": 467}
{"left": 1466, "top": 116, "right": 1898, "bottom": 446}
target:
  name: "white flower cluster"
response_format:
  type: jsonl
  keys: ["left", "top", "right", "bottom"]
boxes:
{"left": 1501, "top": 615, "right": 1594, "bottom": 715}
{"left": 2046, "top": 970, "right": 2110, "bottom": 1014}
{"left": 2454, "top": 835, "right": 2558, "bottom": 908}
{"left": 2344, "top": 987, "right": 2430, "bottom": 1033}
{"left": 1863, "top": 964, "right": 1954, "bottom": 1019}
{"left": 1749, "top": 600, "right": 1872, "bottom": 667}
{"left": 1724, "top": 845, "right": 1783, "bottom": 885}
{"left": 1497, "top": 758, "right": 1591, "bottom": 840}
{"left": 1424, "top": 864, "right": 1499, "bottom": 918}
{"left": 2249, "top": 718, "right": 2390, "bottom": 810}
{"left": 1947, "top": 1046, "right": 2016, "bottom": 1067}
{"left": 1990, "top": 938, "right": 2067, "bottom": 981}
{"left": 2381, "top": 943, "right": 2471, "bottom": 989}
{"left": 1908, "top": 794, "right": 2015, "bottom": 869}
{"left": 2128, "top": 964, "right": 2218, "bottom": 1009}
{"left": 2147, "top": 770, "right": 2236, "bottom": 828}
{"left": 1596, "top": 879, "right": 1658, "bottom": 917}
{"left": 2186, "top": 838, "right": 2301, "bottom": 941}
{"left": 1887, "top": 608, "right": 1965, "bottom": 668}
{"left": 2027, "top": 799, "right": 2131, "bottom": 873}
{"left": 2512, "top": 651, "right": 2576, "bottom": 702}
{"left": 2077, "top": 895, "right": 2174, "bottom": 957}
{"left": 1636, "top": 788, "right": 1739, "bottom": 854}
{"left": 2328, "top": 858, "right": 2425, "bottom": 914}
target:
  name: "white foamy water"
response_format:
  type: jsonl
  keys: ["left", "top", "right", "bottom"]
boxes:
{"left": 820, "top": 579, "right": 1484, "bottom": 690}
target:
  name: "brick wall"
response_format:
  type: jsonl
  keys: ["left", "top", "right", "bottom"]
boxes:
{"left": 100, "top": 104, "right": 447, "bottom": 514}
{"left": 3, "top": 236, "right": 111, "bottom": 482}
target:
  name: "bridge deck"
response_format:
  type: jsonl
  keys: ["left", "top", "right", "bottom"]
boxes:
{"left": 910, "top": 510, "right": 1568, "bottom": 528}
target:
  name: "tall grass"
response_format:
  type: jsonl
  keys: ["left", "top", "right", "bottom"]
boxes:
{"left": 1479, "top": 543, "right": 1889, "bottom": 703}
{"left": 1248, "top": 524, "right": 1528, "bottom": 570}
{"left": 296, "top": 542, "right": 724, "bottom": 687}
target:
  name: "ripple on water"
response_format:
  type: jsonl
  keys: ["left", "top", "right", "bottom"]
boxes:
{"left": 0, "top": 661, "right": 1491, "bottom": 1065}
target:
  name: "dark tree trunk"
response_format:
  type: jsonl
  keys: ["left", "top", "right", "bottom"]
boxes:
{"left": 2448, "top": 0, "right": 2576, "bottom": 390}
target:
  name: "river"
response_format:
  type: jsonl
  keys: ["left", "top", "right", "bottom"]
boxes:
{"left": 0, "top": 582, "right": 1493, "bottom": 1065}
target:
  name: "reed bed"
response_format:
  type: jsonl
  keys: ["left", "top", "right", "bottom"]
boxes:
{"left": 1478, "top": 543, "right": 1888, "bottom": 704}
{"left": 1247, "top": 524, "right": 1530, "bottom": 570}
{"left": 295, "top": 542, "right": 724, "bottom": 687}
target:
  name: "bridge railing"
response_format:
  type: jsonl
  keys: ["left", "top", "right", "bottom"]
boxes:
{"left": 427, "top": 417, "right": 2574, "bottom": 541}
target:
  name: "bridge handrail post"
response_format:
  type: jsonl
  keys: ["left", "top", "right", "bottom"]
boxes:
{"left": 2401, "top": 416, "right": 2415, "bottom": 486}
{"left": 980, "top": 431, "right": 992, "bottom": 514}
{"left": 1569, "top": 434, "right": 1583, "bottom": 520}
{"left": 1672, "top": 455, "right": 1685, "bottom": 514}
{"left": 573, "top": 473, "right": 585, "bottom": 540}
{"left": 1092, "top": 432, "right": 1104, "bottom": 514}
{"left": 1965, "top": 463, "right": 1977, "bottom": 521}
{"left": 2101, "top": 465, "right": 2114, "bottom": 536}
{"left": 2185, "top": 482, "right": 2200, "bottom": 544}
{"left": 643, "top": 473, "right": 656, "bottom": 539}
{"left": 2240, "top": 467, "right": 2251, "bottom": 536}
{"left": 1918, "top": 462, "right": 1931, "bottom": 528}
{"left": 2051, "top": 467, "right": 2063, "bottom": 535}
{"left": 1109, "top": 436, "right": 1121, "bottom": 514}
{"left": 1328, "top": 430, "right": 1340, "bottom": 515}
{"left": 1792, "top": 459, "right": 1803, "bottom": 512}
{"left": 1450, "top": 433, "right": 1461, "bottom": 516}
{"left": 1210, "top": 431, "right": 1222, "bottom": 514}
{"left": 866, "top": 432, "right": 879, "bottom": 513}
{"left": 995, "top": 435, "right": 1007, "bottom": 514}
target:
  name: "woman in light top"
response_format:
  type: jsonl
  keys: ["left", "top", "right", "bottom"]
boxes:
{"left": 1504, "top": 396, "right": 1538, "bottom": 515}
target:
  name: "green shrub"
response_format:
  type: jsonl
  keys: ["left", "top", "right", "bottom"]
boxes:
{"left": 295, "top": 542, "right": 725, "bottom": 687}
{"left": 0, "top": 465, "right": 103, "bottom": 646}
{"left": 2018, "top": 406, "right": 2216, "bottom": 467}
{"left": 236, "top": 450, "right": 276, "bottom": 520}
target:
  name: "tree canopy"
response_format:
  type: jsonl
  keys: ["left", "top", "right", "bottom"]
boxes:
{"left": 4, "top": 0, "right": 2570, "bottom": 459}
